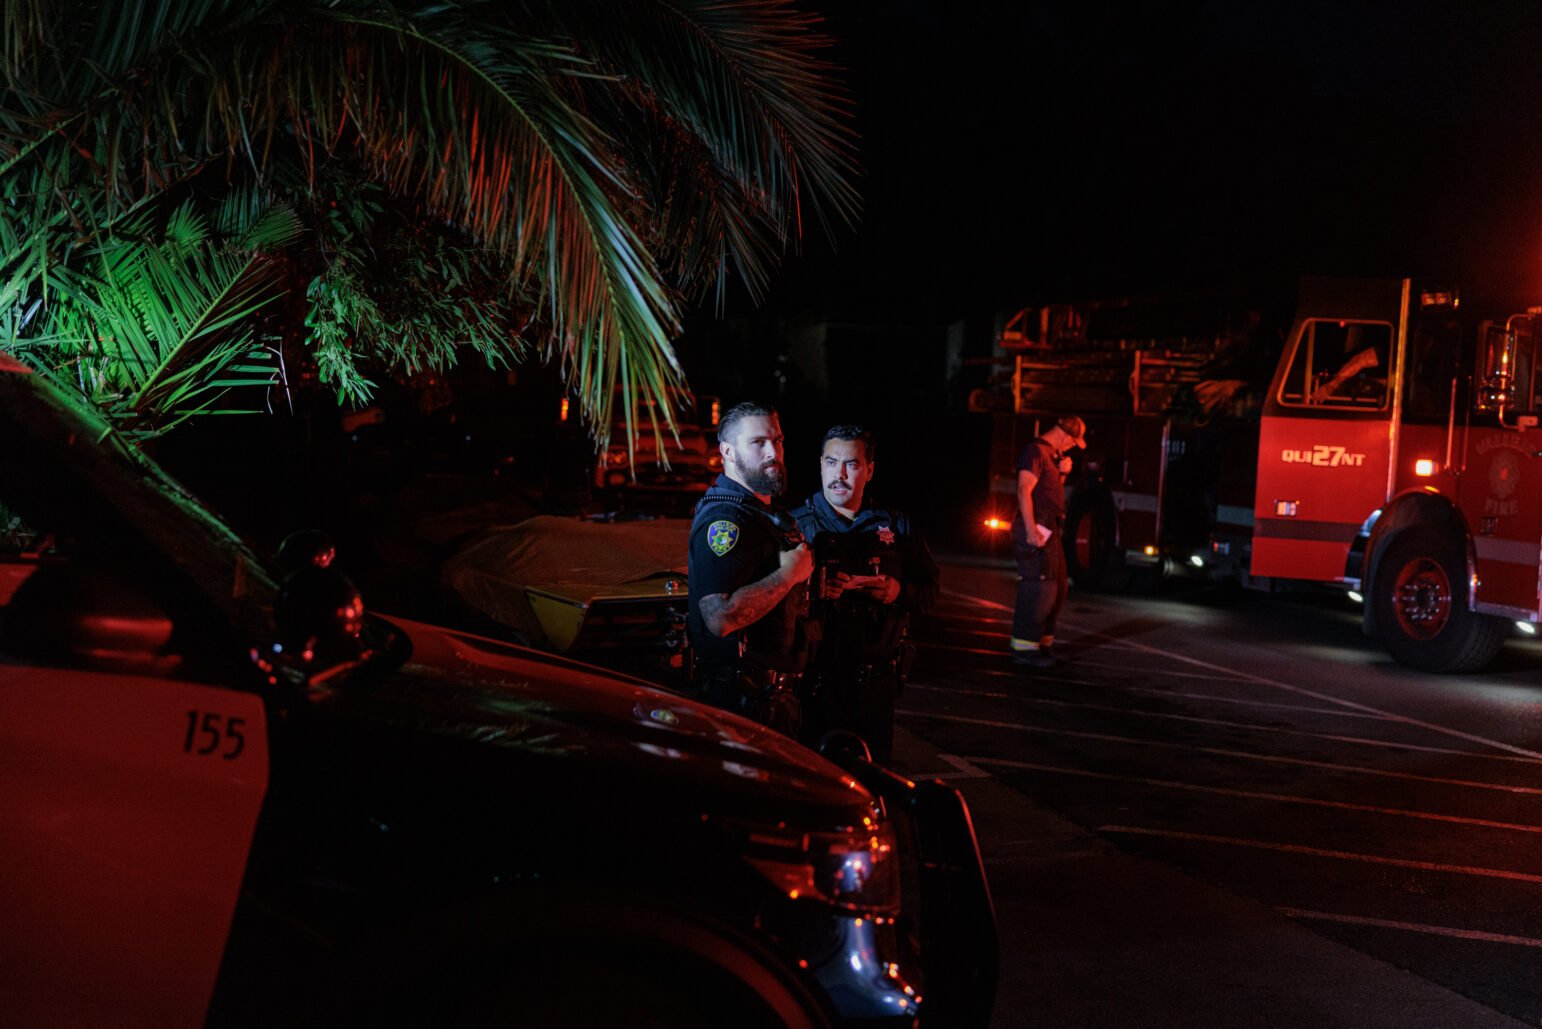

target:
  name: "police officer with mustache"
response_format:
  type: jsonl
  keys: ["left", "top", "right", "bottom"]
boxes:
{"left": 687, "top": 401, "right": 817, "bottom": 734}
{"left": 791, "top": 425, "right": 938, "bottom": 762}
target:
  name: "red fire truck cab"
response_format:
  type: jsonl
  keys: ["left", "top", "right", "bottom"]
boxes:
{"left": 976, "top": 278, "right": 1542, "bottom": 673}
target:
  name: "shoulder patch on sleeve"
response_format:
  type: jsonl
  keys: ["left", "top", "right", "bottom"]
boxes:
{"left": 706, "top": 519, "right": 740, "bottom": 556}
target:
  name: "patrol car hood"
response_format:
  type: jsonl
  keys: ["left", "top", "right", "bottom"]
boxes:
{"left": 354, "top": 615, "right": 873, "bottom": 824}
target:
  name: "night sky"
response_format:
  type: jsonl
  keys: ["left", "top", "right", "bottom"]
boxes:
{"left": 762, "top": 0, "right": 1542, "bottom": 321}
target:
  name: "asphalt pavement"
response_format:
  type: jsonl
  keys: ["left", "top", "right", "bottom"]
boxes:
{"left": 888, "top": 555, "right": 1535, "bottom": 1029}
{"left": 889, "top": 724, "right": 1526, "bottom": 1028}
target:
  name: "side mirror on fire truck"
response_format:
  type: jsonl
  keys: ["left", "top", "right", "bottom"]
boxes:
{"left": 1477, "top": 325, "right": 1516, "bottom": 413}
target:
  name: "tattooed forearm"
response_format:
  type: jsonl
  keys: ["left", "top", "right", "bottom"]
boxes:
{"left": 700, "top": 571, "right": 796, "bottom": 637}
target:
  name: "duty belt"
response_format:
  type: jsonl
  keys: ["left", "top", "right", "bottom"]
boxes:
{"left": 743, "top": 666, "right": 803, "bottom": 690}
{"left": 697, "top": 663, "right": 802, "bottom": 690}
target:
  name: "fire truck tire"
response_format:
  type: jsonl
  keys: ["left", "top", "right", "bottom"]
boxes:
{"left": 1064, "top": 489, "right": 1127, "bottom": 591}
{"left": 1370, "top": 527, "right": 1506, "bottom": 673}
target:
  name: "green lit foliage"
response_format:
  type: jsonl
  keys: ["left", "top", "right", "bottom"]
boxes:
{"left": 0, "top": 0, "right": 857, "bottom": 448}
{"left": 299, "top": 174, "right": 531, "bottom": 409}
{"left": 5, "top": 189, "right": 302, "bottom": 440}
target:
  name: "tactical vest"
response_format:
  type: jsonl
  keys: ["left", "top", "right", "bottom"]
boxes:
{"left": 690, "top": 486, "right": 818, "bottom": 673}
{"left": 807, "top": 518, "right": 910, "bottom": 664}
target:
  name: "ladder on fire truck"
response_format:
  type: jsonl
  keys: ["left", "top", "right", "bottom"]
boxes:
{"left": 991, "top": 301, "right": 1248, "bottom": 419}
{"left": 974, "top": 297, "right": 1263, "bottom": 575}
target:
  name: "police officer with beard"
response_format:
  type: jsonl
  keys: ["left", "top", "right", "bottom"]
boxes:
{"left": 791, "top": 426, "right": 938, "bottom": 762}
{"left": 687, "top": 402, "right": 816, "bottom": 734}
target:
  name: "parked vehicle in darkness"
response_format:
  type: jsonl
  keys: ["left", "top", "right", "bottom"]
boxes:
{"left": 593, "top": 389, "right": 722, "bottom": 509}
{"left": 0, "top": 353, "right": 996, "bottom": 1028}
{"left": 440, "top": 513, "right": 693, "bottom": 688}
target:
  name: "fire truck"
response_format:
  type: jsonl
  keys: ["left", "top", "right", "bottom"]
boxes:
{"left": 973, "top": 277, "right": 1542, "bottom": 673}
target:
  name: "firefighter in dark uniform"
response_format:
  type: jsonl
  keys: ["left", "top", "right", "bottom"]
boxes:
{"left": 1010, "top": 415, "right": 1086, "bottom": 669}
{"left": 791, "top": 426, "right": 938, "bottom": 763}
{"left": 687, "top": 401, "right": 816, "bottom": 734}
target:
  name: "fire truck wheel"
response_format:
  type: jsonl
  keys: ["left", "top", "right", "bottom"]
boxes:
{"left": 1370, "top": 527, "right": 1506, "bottom": 673}
{"left": 1064, "top": 489, "right": 1127, "bottom": 591}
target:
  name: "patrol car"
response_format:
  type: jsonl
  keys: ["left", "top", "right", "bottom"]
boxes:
{"left": 0, "top": 354, "right": 995, "bottom": 1027}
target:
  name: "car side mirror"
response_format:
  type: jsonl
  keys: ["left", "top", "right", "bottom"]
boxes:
{"left": 272, "top": 565, "right": 365, "bottom": 667}
{"left": 276, "top": 528, "right": 338, "bottom": 575}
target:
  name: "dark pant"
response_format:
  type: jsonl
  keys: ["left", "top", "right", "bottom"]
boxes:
{"left": 803, "top": 662, "right": 899, "bottom": 764}
{"left": 1012, "top": 531, "right": 1066, "bottom": 646}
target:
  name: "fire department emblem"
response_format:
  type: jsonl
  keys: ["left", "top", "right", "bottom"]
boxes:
{"left": 877, "top": 525, "right": 896, "bottom": 545}
{"left": 707, "top": 520, "right": 739, "bottom": 556}
{"left": 1490, "top": 450, "right": 1520, "bottom": 500}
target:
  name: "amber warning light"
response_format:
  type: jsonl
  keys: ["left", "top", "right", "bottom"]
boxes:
{"left": 983, "top": 515, "right": 1009, "bottom": 532}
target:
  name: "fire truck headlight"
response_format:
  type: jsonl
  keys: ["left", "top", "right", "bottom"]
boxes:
{"left": 1516, "top": 621, "right": 1537, "bottom": 636}
{"left": 1189, "top": 554, "right": 1205, "bottom": 568}
{"left": 1414, "top": 459, "right": 1436, "bottom": 477}
{"left": 1347, "top": 590, "right": 1364, "bottom": 604}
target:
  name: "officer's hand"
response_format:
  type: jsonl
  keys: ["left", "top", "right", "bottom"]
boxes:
{"left": 867, "top": 575, "right": 902, "bottom": 605}
{"left": 822, "top": 571, "right": 851, "bottom": 600}
{"left": 780, "top": 543, "right": 814, "bottom": 584}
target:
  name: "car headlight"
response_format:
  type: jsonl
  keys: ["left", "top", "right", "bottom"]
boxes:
{"left": 735, "top": 811, "right": 900, "bottom": 914}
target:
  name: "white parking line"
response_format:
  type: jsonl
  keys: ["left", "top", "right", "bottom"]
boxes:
{"left": 940, "top": 587, "right": 1542, "bottom": 761}
{"left": 945, "top": 693, "right": 1542, "bottom": 763}
{"left": 1278, "top": 908, "right": 1542, "bottom": 949}
{"left": 933, "top": 754, "right": 992, "bottom": 780}
{"left": 932, "top": 601, "right": 1010, "bottom": 614}
{"left": 953, "top": 666, "right": 1109, "bottom": 687}
{"left": 933, "top": 623, "right": 1010, "bottom": 638}
{"left": 921, "top": 641, "right": 1400, "bottom": 689}
{"left": 966, "top": 754, "right": 1542, "bottom": 834}
{"left": 908, "top": 680, "right": 1400, "bottom": 722}
{"left": 926, "top": 641, "right": 1026, "bottom": 658}
{"left": 1100, "top": 825, "right": 1542, "bottom": 885}
{"left": 1034, "top": 660, "right": 1268, "bottom": 684}
{"left": 933, "top": 613, "right": 1012, "bottom": 626}
{"left": 896, "top": 709, "right": 1542, "bottom": 795}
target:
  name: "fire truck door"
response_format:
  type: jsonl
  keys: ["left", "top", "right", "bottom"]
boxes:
{"left": 1455, "top": 315, "right": 1542, "bottom": 617}
{"left": 0, "top": 669, "right": 269, "bottom": 1028}
{"left": 1253, "top": 281, "right": 1407, "bottom": 581}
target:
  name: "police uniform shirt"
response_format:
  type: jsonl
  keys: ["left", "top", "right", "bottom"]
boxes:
{"left": 791, "top": 492, "right": 939, "bottom": 673}
{"left": 687, "top": 474, "right": 807, "bottom": 671}
{"left": 791, "top": 492, "right": 939, "bottom": 612}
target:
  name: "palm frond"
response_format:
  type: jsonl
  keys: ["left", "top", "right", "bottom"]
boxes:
{"left": 0, "top": 0, "right": 860, "bottom": 450}
{"left": 26, "top": 3, "right": 682, "bottom": 435}
{"left": 538, "top": 0, "right": 860, "bottom": 305}
{"left": 16, "top": 197, "right": 302, "bottom": 438}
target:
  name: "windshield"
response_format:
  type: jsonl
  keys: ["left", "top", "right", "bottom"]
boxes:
{"left": 0, "top": 354, "right": 279, "bottom": 642}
